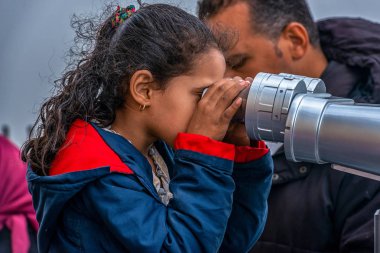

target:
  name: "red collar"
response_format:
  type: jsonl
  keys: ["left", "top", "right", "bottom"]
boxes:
{"left": 50, "top": 120, "right": 133, "bottom": 176}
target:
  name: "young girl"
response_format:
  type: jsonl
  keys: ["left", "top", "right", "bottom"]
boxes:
{"left": 22, "top": 3, "right": 273, "bottom": 253}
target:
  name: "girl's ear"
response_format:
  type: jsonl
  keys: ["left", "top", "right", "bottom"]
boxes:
{"left": 129, "top": 70, "right": 156, "bottom": 109}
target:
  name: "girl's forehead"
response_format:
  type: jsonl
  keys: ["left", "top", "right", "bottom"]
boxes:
{"left": 192, "top": 49, "right": 226, "bottom": 77}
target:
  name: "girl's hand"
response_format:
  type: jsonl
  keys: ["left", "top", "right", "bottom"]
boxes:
{"left": 186, "top": 77, "right": 249, "bottom": 141}
{"left": 223, "top": 77, "right": 254, "bottom": 146}
{"left": 223, "top": 123, "right": 250, "bottom": 146}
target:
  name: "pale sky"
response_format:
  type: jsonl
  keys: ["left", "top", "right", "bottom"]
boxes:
{"left": 1, "top": 0, "right": 380, "bottom": 146}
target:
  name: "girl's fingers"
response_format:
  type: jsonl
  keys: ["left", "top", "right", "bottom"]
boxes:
{"left": 223, "top": 97, "right": 243, "bottom": 122}
{"left": 233, "top": 76, "right": 244, "bottom": 82}
{"left": 215, "top": 80, "right": 249, "bottom": 109}
{"left": 202, "top": 78, "right": 236, "bottom": 108}
{"left": 205, "top": 78, "right": 247, "bottom": 109}
{"left": 188, "top": 76, "right": 248, "bottom": 141}
{"left": 245, "top": 77, "right": 254, "bottom": 83}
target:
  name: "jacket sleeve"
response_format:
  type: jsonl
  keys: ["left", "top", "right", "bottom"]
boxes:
{"left": 334, "top": 172, "right": 380, "bottom": 252}
{"left": 220, "top": 141, "right": 273, "bottom": 253}
{"left": 81, "top": 133, "right": 237, "bottom": 253}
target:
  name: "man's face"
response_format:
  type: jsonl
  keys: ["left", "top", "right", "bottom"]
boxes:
{"left": 206, "top": 2, "right": 292, "bottom": 79}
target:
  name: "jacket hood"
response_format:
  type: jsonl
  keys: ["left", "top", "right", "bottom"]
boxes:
{"left": 27, "top": 165, "right": 111, "bottom": 252}
{"left": 318, "top": 17, "right": 380, "bottom": 103}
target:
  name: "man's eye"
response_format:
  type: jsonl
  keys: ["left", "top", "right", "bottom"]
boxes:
{"left": 231, "top": 60, "right": 245, "bottom": 70}
{"left": 227, "top": 58, "right": 247, "bottom": 70}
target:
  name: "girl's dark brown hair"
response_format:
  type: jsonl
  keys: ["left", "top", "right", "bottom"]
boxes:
{"left": 22, "top": 2, "right": 218, "bottom": 175}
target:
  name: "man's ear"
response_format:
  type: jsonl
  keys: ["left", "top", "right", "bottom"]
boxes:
{"left": 279, "top": 22, "right": 309, "bottom": 60}
{"left": 129, "top": 70, "right": 156, "bottom": 109}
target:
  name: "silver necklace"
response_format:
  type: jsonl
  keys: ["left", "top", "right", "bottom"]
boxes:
{"left": 106, "top": 126, "right": 132, "bottom": 144}
{"left": 148, "top": 145, "right": 173, "bottom": 205}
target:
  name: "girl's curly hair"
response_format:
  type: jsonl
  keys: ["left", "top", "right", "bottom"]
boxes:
{"left": 22, "top": 2, "right": 218, "bottom": 175}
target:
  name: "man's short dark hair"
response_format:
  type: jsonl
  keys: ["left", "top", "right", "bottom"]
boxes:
{"left": 198, "top": 0, "right": 319, "bottom": 45}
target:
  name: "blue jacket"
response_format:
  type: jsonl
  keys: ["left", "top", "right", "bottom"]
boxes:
{"left": 27, "top": 120, "right": 273, "bottom": 253}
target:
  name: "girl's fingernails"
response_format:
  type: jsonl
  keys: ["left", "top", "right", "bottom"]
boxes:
{"left": 240, "top": 80, "right": 249, "bottom": 86}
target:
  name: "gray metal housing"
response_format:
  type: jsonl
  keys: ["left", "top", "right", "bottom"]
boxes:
{"left": 243, "top": 73, "right": 380, "bottom": 176}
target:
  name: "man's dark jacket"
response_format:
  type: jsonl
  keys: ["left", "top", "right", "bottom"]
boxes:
{"left": 251, "top": 18, "right": 380, "bottom": 253}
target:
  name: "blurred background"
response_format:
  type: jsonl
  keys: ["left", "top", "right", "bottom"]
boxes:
{"left": 1, "top": 0, "right": 380, "bottom": 147}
